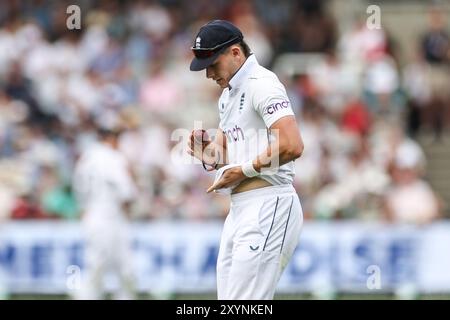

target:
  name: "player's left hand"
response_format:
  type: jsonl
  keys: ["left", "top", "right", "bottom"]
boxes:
{"left": 206, "top": 166, "right": 246, "bottom": 193}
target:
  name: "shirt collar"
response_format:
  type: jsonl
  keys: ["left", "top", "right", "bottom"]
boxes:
{"left": 228, "top": 54, "right": 258, "bottom": 92}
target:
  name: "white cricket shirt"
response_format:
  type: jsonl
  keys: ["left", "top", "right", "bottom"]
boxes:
{"left": 73, "top": 142, "right": 137, "bottom": 222}
{"left": 218, "top": 54, "right": 296, "bottom": 185}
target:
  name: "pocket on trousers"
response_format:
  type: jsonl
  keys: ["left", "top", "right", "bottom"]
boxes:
{"left": 230, "top": 245, "right": 282, "bottom": 294}
{"left": 232, "top": 245, "right": 281, "bottom": 272}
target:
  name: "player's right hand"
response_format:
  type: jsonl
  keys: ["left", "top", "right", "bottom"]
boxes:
{"left": 187, "top": 129, "right": 216, "bottom": 167}
{"left": 188, "top": 129, "right": 210, "bottom": 151}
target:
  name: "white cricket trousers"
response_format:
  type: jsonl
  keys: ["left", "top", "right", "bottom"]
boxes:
{"left": 217, "top": 184, "right": 303, "bottom": 300}
{"left": 75, "top": 218, "right": 136, "bottom": 300}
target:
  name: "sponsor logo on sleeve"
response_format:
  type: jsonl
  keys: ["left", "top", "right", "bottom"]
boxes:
{"left": 263, "top": 100, "right": 290, "bottom": 115}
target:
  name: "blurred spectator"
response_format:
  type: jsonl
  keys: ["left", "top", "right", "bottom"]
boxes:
{"left": 402, "top": 49, "right": 432, "bottom": 138}
{"left": 41, "top": 183, "right": 78, "bottom": 220}
{"left": 338, "top": 18, "right": 387, "bottom": 66}
{"left": 275, "top": 0, "right": 336, "bottom": 54}
{"left": 139, "top": 60, "right": 183, "bottom": 114}
{"left": 0, "top": 180, "right": 17, "bottom": 223}
{"left": 362, "top": 52, "right": 403, "bottom": 117}
{"left": 227, "top": 1, "right": 273, "bottom": 66}
{"left": 10, "top": 192, "right": 48, "bottom": 219}
{"left": 4, "top": 61, "right": 48, "bottom": 124}
{"left": 308, "top": 50, "right": 347, "bottom": 116}
{"left": 422, "top": 7, "right": 449, "bottom": 65}
{"left": 341, "top": 99, "right": 371, "bottom": 137}
{"left": 421, "top": 6, "right": 450, "bottom": 141}
{"left": 383, "top": 140, "right": 440, "bottom": 224}
{"left": 313, "top": 133, "right": 389, "bottom": 220}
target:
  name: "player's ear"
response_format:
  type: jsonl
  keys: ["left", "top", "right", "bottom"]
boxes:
{"left": 230, "top": 45, "right": 241, "bottom": 58}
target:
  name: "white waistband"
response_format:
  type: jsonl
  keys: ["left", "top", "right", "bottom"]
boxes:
{"left": 230, "top": 184, "right": 296, "bottom": 203}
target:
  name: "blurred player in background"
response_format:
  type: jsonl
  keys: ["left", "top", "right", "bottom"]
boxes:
{"left": 188, "top": 20, "right": 304, "bottom": 300}
{"left": 73, "top": 123, "right": 138, "bottom": 300}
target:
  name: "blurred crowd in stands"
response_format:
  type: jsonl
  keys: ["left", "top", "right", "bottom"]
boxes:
{"left": 0, "top": 0, "right": 448, "bottom": 223}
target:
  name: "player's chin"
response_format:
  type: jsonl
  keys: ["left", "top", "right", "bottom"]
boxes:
{"left": 215, "top": 78, "right": 227, "bottom": 88}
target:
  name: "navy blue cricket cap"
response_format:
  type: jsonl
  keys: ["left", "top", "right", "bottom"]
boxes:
{"left": 190, "top": 20, "right": 243, "bottom": 71}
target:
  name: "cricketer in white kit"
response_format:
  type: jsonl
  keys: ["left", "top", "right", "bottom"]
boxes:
{"left": 188, "top": 20, "right": 304, "bottom": 300}
{"left": 73, "top": 127, "right": 138, "bottom": 300}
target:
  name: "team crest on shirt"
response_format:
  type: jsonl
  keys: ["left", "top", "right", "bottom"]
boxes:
{"left": 239, "top": 92, "right": 245, "bottom": 113}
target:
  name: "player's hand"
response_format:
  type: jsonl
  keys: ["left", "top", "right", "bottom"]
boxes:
{"left": 188, "top": 129, "right": 210, "bottom": 150}
{"left": 206, "top": 166, "right": 246, "bottom": 193}
{"left": 187, "top": 129, "right": 214, "bottom": 164}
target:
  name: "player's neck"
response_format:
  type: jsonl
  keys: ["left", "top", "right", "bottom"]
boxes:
{"left": 228, "top": 57, "right": 248, "bottom": 90}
